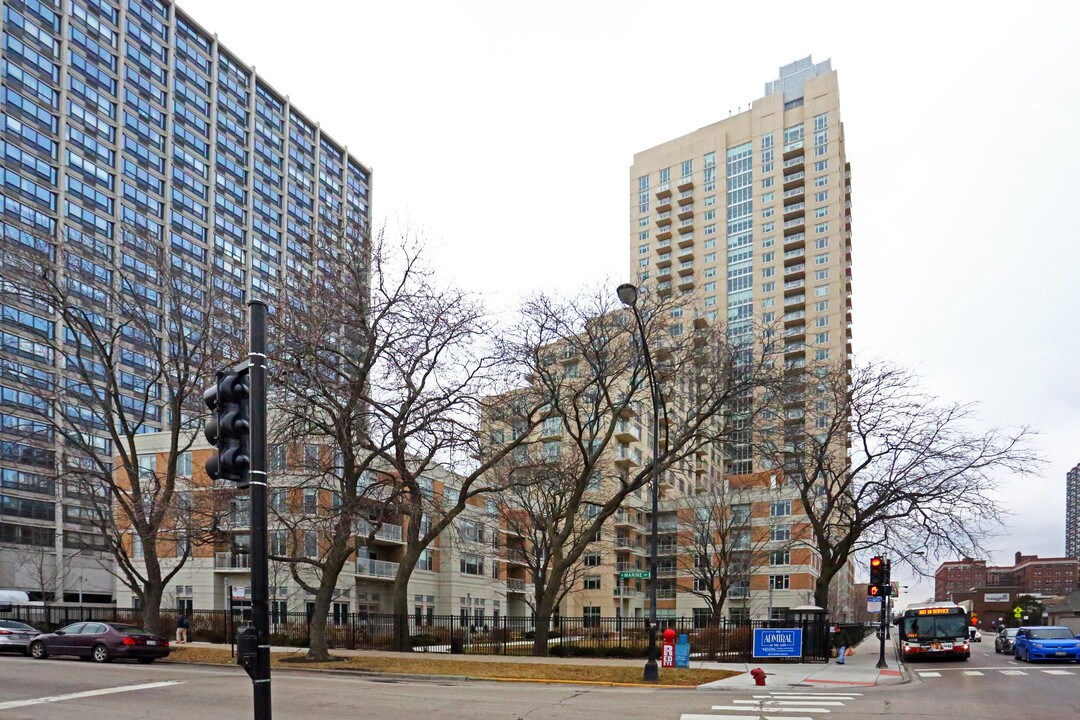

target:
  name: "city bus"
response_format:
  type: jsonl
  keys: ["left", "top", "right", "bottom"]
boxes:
{"left": 898, "top": 602, "right": 970, "bottom": 661}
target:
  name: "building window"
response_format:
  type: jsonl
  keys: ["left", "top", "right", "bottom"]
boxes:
{"left": 770, "top": 500, "right": 791, "bottom": 516}
{"left": 770, "top": 525, "right": 791, "bottom": 542}
{"left": 584, "top": 575, "right": 601, "bottom": 590}
{"left": 176, "top": 452, "right": 192, "bottom": 476}
{"left": 303, "top": 489, "right": 318, "bottom": 515}
{"left": 460, "top": 554, "right": 484, "bottom": 576}
{"left": 303, "top": 444, "right": 319, "bottom": 469}
{"left": 269, "top": 444, "right": 287, "bottom": 470}
{"left": 584, "top": 552, "right": 601, "bottom": 567}
{"left": 583, "top": 606, "right": 601, "bottom": 628}
{"left": 770, "top": 550, "right": 790, "bottom": 565}
{"left": 769, "top": 574, "right": 790, "bottom": 590}
{"left": 304, "top": 531, "right": 318, "bottom": 558}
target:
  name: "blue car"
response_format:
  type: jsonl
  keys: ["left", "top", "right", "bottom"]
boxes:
{"left": 1013, "top": 626, "right": 1080, "bottom": 662}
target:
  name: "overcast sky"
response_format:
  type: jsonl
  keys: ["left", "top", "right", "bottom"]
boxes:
{"left": 180, "top": 0, "right": 1080, "bottom": 606}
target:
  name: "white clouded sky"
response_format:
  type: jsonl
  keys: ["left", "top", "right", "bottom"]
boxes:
{"left": 180, "top": 0, "right": 1080, "bottom": 604}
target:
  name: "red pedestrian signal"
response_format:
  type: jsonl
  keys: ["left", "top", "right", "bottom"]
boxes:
{"left": 868, "top": 584, "right": 881, "bottom": 597}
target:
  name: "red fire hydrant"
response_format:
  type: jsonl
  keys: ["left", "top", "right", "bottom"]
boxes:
{"left": 750, "top": 667, "right": 767, "bottom": 686}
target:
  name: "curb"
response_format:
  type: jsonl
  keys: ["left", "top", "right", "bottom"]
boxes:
{"left": 160, "top": 659, "right": 702, "bottom": 689}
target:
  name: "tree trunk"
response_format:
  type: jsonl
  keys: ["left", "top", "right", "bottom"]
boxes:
{"left": 306, "top": 580, "right": 337, "bottom": 661}
{"left": 532, "top": 594, "right": 555, "bottom": 656}
{"left": 141, "top": 583, "right": 164, "bottom": 636}
{"left": 389, "top": 551, "right": 420, "bottom": 652}
{"left": 814, "top": 572, "right": 833, "bottom": 614}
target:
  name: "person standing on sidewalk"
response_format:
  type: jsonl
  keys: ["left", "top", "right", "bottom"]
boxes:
{"left": 833, "top": 628, "right": 847, "bottom": 664}
{"left": 176, "top": 613, "right": 190, "bottom": 644}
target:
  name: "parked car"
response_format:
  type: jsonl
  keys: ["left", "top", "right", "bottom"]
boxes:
{"left": 1012, "top": 626, "right": 1080, "bottom": 662}
{"left": 29, "top": 622, "right": 171, "bottom": 664}
{"left": 969, "top": 626, "right": 982, "bottom": 642}
{"left": 0, "top": 619, "right": 40, "bottom": 655}
{"left": 995, "top": 627, "right": 1018, "bottom": 653}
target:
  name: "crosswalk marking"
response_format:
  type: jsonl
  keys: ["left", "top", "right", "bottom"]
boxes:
{"left": 1041, "top": 669, "right": 1074, "bottom": 675}
{"left": 764, "top": 693, "right": 861, "bottom": 697}
{"left": 1000, "top": 670, "right": 1027, "bottom": 675}
{"left": 918, "top": 671, "right": 941, "bottom": 677}
{"left": 734, "top": 700, "right": 845, "bottom": 706}
{"left": 963, "top": 671, "right": 984, "bottom": 676}
{"left": 753, "top": 695, "right": 857, "bottom": 700}
{"left": 682, "top": 716, "right": 814, "bottom": 720}
{"left": 712, "top": 707, "right": 831, "bottom": 714}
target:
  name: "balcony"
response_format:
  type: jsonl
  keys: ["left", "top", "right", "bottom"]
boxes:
{"left": 677, "top": 275, "right": 694, "bottom": 291}
{"left": 656, "top": 588, "right": 677, "bottom": 600}
{"left": 656, "top": 281, "right": 672, "bottom": 296}
{"left": 782, "top": 171, "right": 805, "bottom": 188}
{"left": 657, "top": 566, "right": 678, "bottom": 578}
{"left": 221, "top": 512, "right": 249, "bottom": 530}
{"left": 784, "top": 247, "right": 805, "bottom": 261}
{"left": 655, "top": 198, "right": 672, "bottom": 213}
{"left": 356, "top": 519, "right": 404, "bottom": 544}
{"left": 677, "top": 234, "right": 694, "bottom": 250}
{"left": 615, "top": 561, "right": 641, "bottom": 572}
{"left": 655, "top": 227, "right": 673, "bottom": 241}
{"left": 784, "top": 294, "right": 805, "bottom": 308}
{"left": 656, "top": 540, "right": 678, "bottom": 554}
{"left": 782, "top": 153, "right": 805, "bottom": 169}
{"left": 677, "top": 193, "right": 693, "bottom": 207}
{"left": 656, "top": 238, "right": 672, "bottom": 250}
{"left": 784, "top": 232, "right": 806, "bottom": 248}
{"left": 783, "top": 202, "right": 805, "bottom": 219}
{"left": 655, "top": 184, "right": 671, "bottom": 199}
{"left": 214, "top": 552, "right": 250, "bottom": 571}
{"left": 656, "top": 266, "right": 672, "bottom": 281}
{"left": 677, "top": 261, "right": 694, "bottom": 276}
{"left": 613, "top": 586, "right": 644, "bottom": 598}
{"left": 355, "top": 558, "right": 399, "bottom": 580}
{"left": 655, "top": 212, "right": 672, "bottom": 226}
{"left": 677, "top": 221, "right": 694, "bottom": 235}
{"left": 783, "top": 186, "right": 805, "bottom": 199}
{"left": 784, "top": 325, "right": 806, "bottom": 339}
{"left": 507, "top": 578, "right": 531, "bottom": 593}
{"left": 615, "top": 537, "right": 646, "bottom": 555}
{"left": 784, "top": 279, "right": 805, "bottom": 292}
{"left": 676, "top": 177, "right": 694, "bottom": 192}
{"left": 614, "top": 420, "right": 640, "bottom": 443}
{"left": 656, "top": 253, "right": 672, "bottom": 268}
{"left": 615, "top": 445, "right": 642, "bottom": 467}
{"left": 784, "top": 263, "right": 805, "bottom": 279}
{"left": 783, "top": 216, "right": 805, "bottom": 231}
{"left": 614, "top": 510, "right": 643, "bottom": 529}
{"left": 676, "top": 206, "right": 694, "bottom": 221}
{"left": 506, "top": 548, "right": 528, "bottom": 564}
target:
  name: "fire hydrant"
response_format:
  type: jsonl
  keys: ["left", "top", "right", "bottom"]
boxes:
{"left": 750, "top": 667, "right": 767, "bottom": 686}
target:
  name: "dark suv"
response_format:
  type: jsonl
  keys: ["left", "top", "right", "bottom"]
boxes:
{"left": 995, "top": 627, "right": 1018, "bottom": 653}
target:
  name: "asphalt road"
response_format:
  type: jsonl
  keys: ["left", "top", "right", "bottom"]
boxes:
{"left": 0, "top": 639, "right": 1078, "bottom": 720}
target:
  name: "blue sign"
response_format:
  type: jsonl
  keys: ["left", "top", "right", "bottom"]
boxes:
{"left": 752, "top": 628, "right": 803, "bottom": 658}
{"left": 675, "top": 634, "right": 690, "bottom": 668}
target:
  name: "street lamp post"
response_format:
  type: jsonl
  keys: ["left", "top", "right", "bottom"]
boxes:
{"left": 617, "top": 283, "right": 661, "bottom": 683}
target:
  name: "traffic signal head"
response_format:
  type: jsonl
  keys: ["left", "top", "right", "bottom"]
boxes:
{"left": 869, "top": 556, "right": 885, "bottom": 586}
{"left": 202, "top": 368, "right": 250, "bottom": 486}
{"left": 868, "top": 584, "right": 881, "bottom": 597}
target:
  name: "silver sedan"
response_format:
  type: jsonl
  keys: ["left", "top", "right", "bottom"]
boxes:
{"left": 0, "top": 619, "right": 40, "bottom": 655}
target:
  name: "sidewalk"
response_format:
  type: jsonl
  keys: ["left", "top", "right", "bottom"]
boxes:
{"left": 178, "top": 636, "right": 908, "bottom": 689}
{"left": 694, "top": 636, "right": 908, "bottom": 689}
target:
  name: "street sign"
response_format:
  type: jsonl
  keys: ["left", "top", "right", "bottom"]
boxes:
{"left": 867, "top": 596, "right": 883, "bottom": 613}
{"left": 1013, "top": 606, "right": 1023, "bottom": 619}
{"left": 752, "top": 628, "right": 803, "bottom": 658}
{"left": 619, "top": 570, "right": 650, "bottom": 579}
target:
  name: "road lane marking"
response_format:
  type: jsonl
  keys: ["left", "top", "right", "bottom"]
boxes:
{"left": 917, "top": 671, "right": 941, "bottom": 677}
{"left": 734, "top": 700, "right": 845, "bottom": 706}
{"left": 0, "top": 681, "right": 184, "bottom": 711}
{"left": 963, "top": 671, "right": 984, "bottom": 676}
{"left": 713, "top": 707, "right": 830, "bottom": 714}
{"left": 1041, "top": 669, "right": 1073, "bottom": 675}
{"left": 999, "top": 670, "right": 1027, "bottom": 675}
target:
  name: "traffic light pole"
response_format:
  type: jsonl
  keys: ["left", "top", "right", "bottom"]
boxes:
{"left": 875, "top": 558, "right": 891, "bottom": 670}
{"left": 248, "top": 301, "right": 271, "bottom": 720}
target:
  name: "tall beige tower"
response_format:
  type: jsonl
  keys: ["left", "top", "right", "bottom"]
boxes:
{"left": 629, "top": 56, "right": 853, "bottom": 476}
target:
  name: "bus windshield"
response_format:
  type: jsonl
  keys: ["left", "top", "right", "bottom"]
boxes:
{"left": 902, "top": 614, "right": 968, "bottom": 640}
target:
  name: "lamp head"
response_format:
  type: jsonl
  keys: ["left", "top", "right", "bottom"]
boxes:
{"left": 616, "top": 283, "right": 639, "bottom": 307}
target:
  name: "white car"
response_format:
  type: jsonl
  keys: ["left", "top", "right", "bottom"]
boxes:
{"left": 969, "top": 626, "right": 982, "bottom": 642}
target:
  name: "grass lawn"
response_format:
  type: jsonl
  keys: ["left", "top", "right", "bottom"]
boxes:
{"left": 166, "top": 646, "right": 741, "bottom": 687}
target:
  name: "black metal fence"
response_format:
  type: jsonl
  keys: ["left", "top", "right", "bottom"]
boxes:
{"left": 0, "top": 605, "right": 863, "bottom": 662}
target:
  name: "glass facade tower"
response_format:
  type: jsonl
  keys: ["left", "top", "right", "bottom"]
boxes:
{"left": 0, "top": 0, "right": 371, "bottom": 600}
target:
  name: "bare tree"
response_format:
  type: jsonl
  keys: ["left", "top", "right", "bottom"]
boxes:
{"left": 14, "top": 545, "right": 83, "bottom": 605}
{"left": 0, "top": 224, "right": 232, "bottom": 633}
{"left": 759, "top": 360, "right": 1040, "bottom": 611}
{"left": 487, "top": 288, "right": 779, "bottom": 654}
{"left": 679, "top": 475, "right": 774, "bottom": 625}
{"left": 269, "top": 225, "right": 540, "bottom": 659}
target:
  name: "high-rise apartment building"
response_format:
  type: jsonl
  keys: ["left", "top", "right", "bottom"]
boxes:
{"left": 1067, "top": 463, "right": 1079, "bottom": 559}
{"left": 625, "top": 57, "right": 854, "bottom": 618}
{"left": 0, "top": 0, "right": 371, "bottom": 600}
